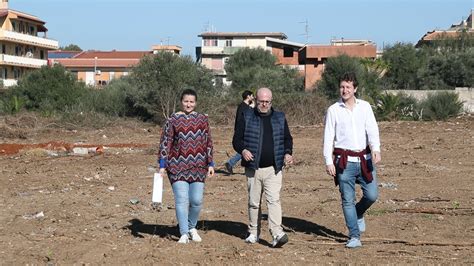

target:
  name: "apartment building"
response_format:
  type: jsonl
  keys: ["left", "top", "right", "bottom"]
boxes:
{"left": 196, "top": 32, "right": 304, "bottom": 85}
{"left": 0, "top": 0, "right": 59, "bottom": 87}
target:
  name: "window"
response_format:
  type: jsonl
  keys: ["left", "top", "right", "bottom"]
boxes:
{"left": 283, "top": 47, "right": 293, "bottom": 58}
{"left": 71, "top": 71, "right": 78, "bottom": 79}
{"left": 2, "top": 44, "right": 6, "bottom": 54}
{"left": 225, "top": 38, "right": 232, "bottom": 47}
{"left": 40, "top": 50, "right": 44, "bottom": 59}
{"left": 204, "top": 38, "right": 217, "bottom": 47}
{"left": 11, "top": 21, "right": 16, "bottom": 31}
{"left": 13, "top": 68, "right": 20, "bottom": 79}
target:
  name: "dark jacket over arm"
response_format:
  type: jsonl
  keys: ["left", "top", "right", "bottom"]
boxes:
{"left": 283, "top": 118, "right": 293, "bottom": 155}
{"left": 232, "top": 108, "right": 246, "bottom": 154}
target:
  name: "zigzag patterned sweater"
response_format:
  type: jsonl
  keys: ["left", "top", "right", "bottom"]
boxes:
{"left": 159, "top": 112, "right": 214, "bottom": 184}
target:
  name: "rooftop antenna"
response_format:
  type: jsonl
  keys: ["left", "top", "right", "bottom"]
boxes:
{"left": 203, "top": 21, "right": 210, "bottom": 32}
{"left": 203, "top": 21, "right": 216, "bottom": 33}
{"left": 159, "top": 37, "right": 171, "bottom": 46}
{"left": 299, "top": 19, "right": 310, "bottom": 44}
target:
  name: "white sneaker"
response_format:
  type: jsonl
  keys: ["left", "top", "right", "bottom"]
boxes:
{"left": 189, "top": 228, "right": 202, "bottom": 242}
{"left": 245, "top": 234, "right": 259, "bottom": 244}
{"left": 271, "top": 232, "right": 288, "bottom": 248}
{"left": 178, "top": 234, "right": 189, "bottom": 244}
{"left": 346, "top": 237, "right": 362, "bottom": 248}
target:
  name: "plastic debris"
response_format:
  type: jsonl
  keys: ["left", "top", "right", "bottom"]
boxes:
{"left": 129, "top": 198, "right": 140, "bottom": 205}
{"left": 379, "top": 182, "right": 398, "bottom": 190}
{"left": 22, "top": 211, "right": 45, "bottom": 220}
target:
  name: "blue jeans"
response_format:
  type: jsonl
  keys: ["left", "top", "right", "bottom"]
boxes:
{"left": 171, "top": 181, "right": 205, "bottom": 236}
{"left": 227, "top": 153, "right": 242, "bottom": 167}
{"left": 337, "top": 160, "right": 378, "bottom": 239}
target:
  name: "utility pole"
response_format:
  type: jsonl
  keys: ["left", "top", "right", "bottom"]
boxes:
{"left": 299, "top": 19, "right": 310, "bottom": 44}
{"left": 94, "top": 56, "right": 98, "bottom": 86}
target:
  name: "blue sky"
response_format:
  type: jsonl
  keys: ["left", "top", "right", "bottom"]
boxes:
{"left": 11, "top": 0, "right": 474, "bottom": 57}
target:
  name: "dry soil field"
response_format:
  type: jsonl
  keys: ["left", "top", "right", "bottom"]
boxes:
{"left": 0, "top": 114, "right": 473, "bottom": 264}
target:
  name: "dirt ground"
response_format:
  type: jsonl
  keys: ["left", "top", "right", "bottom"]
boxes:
{"left": 0, "top": 114, "right": 473, "bottom": 264}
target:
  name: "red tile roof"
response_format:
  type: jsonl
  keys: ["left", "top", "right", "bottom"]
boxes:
{"left": 51, "top": 58, "right": 142, "bottom": 68}
{"left": 420, "top": 30, "right": 472, "bottom": 41}
{"left": 73, "top": 50, "right": 152, "bottom": 59}
{"left": 416, "top": 30, "right": 474, "bottom": 47}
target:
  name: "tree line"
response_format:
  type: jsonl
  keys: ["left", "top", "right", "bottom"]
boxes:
{"left": 1, "top": 33, "right": 471, "bottom": 125}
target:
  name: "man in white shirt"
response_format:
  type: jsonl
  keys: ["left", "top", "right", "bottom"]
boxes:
{"left": 323, "top": 72, "right": 381, "bottom": 248}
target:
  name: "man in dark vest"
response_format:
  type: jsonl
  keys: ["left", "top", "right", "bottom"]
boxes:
{"left": 232, "top": 87, "right": 293, "bottom": 248}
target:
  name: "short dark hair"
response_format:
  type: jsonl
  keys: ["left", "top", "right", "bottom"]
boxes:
{"left": 180, "top": 88, "right": 197, "bottom": 101}
{"left": 242, "top": 90, "right": 253, "bottom": 100}
{"left": 339, "top": 72, "right": 358, "bottom": 88}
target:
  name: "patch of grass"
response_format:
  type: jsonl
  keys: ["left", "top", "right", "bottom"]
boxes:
{"left": 451, "top": 200, "right": 460, "bottom": 209}
{"left": 366, "top": 208, "right": 393, "bottom": 216}
{"left": 422, "top": 214, "right": 433, "bottom": 220}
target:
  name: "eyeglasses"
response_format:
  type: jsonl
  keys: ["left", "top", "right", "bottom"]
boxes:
{"left": 256, "top": 100, "right": 272, "bottom": 105}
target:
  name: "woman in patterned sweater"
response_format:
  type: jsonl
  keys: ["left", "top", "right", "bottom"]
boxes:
{"left": 158, "top": 89, "right": 215, "bottom": 244}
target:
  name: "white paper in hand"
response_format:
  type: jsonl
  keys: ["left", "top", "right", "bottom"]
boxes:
{"left": 152, "top": 172, "right": 163, "bottom": 203}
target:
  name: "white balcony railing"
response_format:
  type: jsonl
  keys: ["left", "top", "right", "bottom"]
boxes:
{"left": 201, "top": 46, "right": 225, "bottom": 54}
{"left": 1, "top": 79, "right": 18, "bottom": 87}
{"left": 0, "top": 54, "right": 47, "bottom": 68}
{"left": 0, "top": 30, "right": 59, "bottom": 49}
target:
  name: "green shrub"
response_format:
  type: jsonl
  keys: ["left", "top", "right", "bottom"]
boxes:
{"left": 397, "top": 92, "right": 422, "bottom": 120}
{"left": 127, "top": 52, "right": 214, "bottom": 123}
{"left": 0, "top": 94, "right": 26, "bottom": 114}
{"left": 78, "top": 78, "right": 135, "bottom": 117}
{"left": 197, "top": 88, "right": 235, "bottom": 125}
{"left": 13, "top": 65, "right": 88, "bottom": 112}
{"left": 375, "top": 93, "right": 400, "bottom": 121}
{"left": 58, "top": 107, "right": 121, "bottom": 129}
{"left": 420, "top": 91, "right": 463, "bottom": 120}
{"left": 317, "top": 54, "right": 365, "bottom": 100}
{"left": 273, "top": 91, "right": 329, "bottom": 125}
{"left": 375, "top": 92, "right": 422, "bottom": 121}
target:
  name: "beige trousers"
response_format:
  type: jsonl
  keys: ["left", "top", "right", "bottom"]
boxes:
{"left": 245, "top": 166, "right": 283, "bottom": 238}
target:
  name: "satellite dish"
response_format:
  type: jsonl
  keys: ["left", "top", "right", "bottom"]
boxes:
{"left": 26, "top": 51, "right": 33, "bottom": 58}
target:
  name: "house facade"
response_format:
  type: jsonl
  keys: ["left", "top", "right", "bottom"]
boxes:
{"left": 0, "top": 0, "right": 59, "bottom": 87}
{"left": 416, "top": 9, "right": 474, "bottom": 47}
{"left": 300, "top": 41, "right": 377, "bottom": 90}
{"left": 152, "top": 45, "right": 182, "bottom": 55}
{"left": 196, "top": 32, "right": 304, "bottom": 85}
{"left": 49, "top": 50, "right": 152, "bottom": 86}
{"left": 196, "top": 32, "right": 377, "bottom": 90}
{"left": 49, "top": 46, "right": 180, "bottom": 86}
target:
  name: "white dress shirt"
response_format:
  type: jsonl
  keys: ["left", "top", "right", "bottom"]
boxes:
{"left": 323, "top": 98, "right": 380, "bottom": 165}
